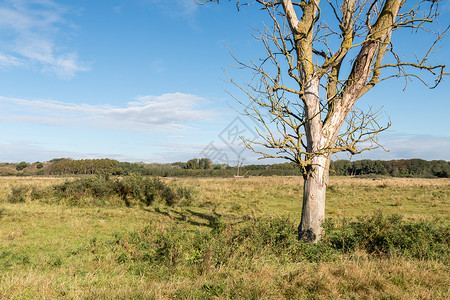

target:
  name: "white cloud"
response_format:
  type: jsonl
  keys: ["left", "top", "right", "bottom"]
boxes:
{"left": 0, "top": 93, "right": 217, "bottom": 132}
{"left": 335, "top": 131, "right": 450, "bottom": 161}
{"left": 379, "top": 132, "right": 450, "bottom": 161}
{"left": 0, "top": 141, "right": 141, "bottom": 163}
{"left": 0, "top": 0, "right": 88, "bottom": 79}
{"left": 0, "top": 52, "right": 22, "bottom": 67}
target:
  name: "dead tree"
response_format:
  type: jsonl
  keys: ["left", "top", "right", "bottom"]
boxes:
{"left": 197, "top": 0, "right": 448, "bottom": 242}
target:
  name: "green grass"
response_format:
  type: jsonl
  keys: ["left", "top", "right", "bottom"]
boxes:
{"left": 0, "top": 176, "right": 449, "bottom": 299}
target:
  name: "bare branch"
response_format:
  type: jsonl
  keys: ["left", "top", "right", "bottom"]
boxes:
{"left": 197, "top": 0, "right": 447, "bottom": 176}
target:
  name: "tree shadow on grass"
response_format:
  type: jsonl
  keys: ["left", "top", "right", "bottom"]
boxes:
{"left": 150, "top": 206, "right": 223, "bottom": 229}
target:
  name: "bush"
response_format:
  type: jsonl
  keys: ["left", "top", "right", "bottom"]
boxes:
{"left": 322, "top": 212, "right": 449, "bottom": 260}
{"left": 115, "top": 176, "right": 192, "bottom": 207}
{"left": 53, "top": 176, "right": 114, "bottom": 206}
{"left": 45, "top": 175, "right": 193, "bottom": 207}
{"left": 30, "top": 186, "right": 49, "bottom": 201}
{"left": 16, "top": 162, "right": 29, "bottom": 171}
{"left": 7, "top": 186, "right": 29, "bottom": 203}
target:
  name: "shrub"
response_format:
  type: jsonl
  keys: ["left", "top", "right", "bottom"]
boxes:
{"left": 53, "top": 176, "right": 114, "bottom": 206}
{"left": 322, "top": 212, "right": 449, "bottom": 261}
{"left": 116, "top": 176, "right": 190, "bottom": 207}
{"left": 16, "top": 162, "right": 29, "bottom": 171}
{"left": 46, "top": 176, "right": 193, "bottom": 207}
{"left": 7, "top": 186, "right": 29, "bottom": 203}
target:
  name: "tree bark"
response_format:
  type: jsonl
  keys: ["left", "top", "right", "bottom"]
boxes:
{"left": 299, "top": 77, "right": 330, "bottom": 242}
{"left": 299, "top": 154, "right": 330, "bottom": 242}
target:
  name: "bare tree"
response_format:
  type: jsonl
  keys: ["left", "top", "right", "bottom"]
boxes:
{"left": 197, "top": 0, "right": 448, "bottom": 242}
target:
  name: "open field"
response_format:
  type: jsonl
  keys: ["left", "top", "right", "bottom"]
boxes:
{"left": 0, "top": 176, "right": 449, "bottom": 299}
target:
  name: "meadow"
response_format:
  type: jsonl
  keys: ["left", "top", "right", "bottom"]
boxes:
{"left": 0, "top": 176, "right": 449, "bottom": 299}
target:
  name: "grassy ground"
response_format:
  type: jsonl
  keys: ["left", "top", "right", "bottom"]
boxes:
{"left": 0, "top": 176, "right": 449, "bottom": 299}
{"left": 168, "top": 176, "right": 450, "bottom": 222}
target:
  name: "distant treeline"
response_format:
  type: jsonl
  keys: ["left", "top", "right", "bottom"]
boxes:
{"left": 47, "top": 158, "right": 122, "bottom": 175}
{"left": 1, "top": 158, "right": 449, "bottom": 178}
{"left": 330, "top": 159, "right": 449, "bottom": 178}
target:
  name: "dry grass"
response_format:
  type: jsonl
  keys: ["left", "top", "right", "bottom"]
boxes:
{"left": 0, "top": 176, "right": 449, "bottom": 299}
{"left": 168, "top": 176, "right": 450, "bottom": 223}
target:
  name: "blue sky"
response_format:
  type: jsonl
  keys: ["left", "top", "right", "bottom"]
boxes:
{"left": 0, "top": 0, "right": 449, "bottom": 165}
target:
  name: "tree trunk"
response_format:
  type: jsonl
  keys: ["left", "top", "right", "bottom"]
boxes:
{"left": 299, "top": 78, "right": 331, "bottom": 243}
{"left": 299, "top": 154, "right": 330, "bottom": 242}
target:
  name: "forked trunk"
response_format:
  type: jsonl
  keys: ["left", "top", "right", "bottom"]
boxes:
{"left": 298, "top": 155, "right": 330, "bottom": 242}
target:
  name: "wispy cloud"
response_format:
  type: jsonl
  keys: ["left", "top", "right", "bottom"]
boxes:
{"left": 147, "top": 0, "right": 200, "bottom": 27}
{"left": 150, "top": 59, "right": 165, "bottom": 72}
{"left": 148, "top": 0, "right": 198, "bottom": 17}
{"left": 0, "top": 141, "right": 142, "bottom": 163}
{"left": 0, "top": 52, "right": 22, "bottom": 67}
{"left": 0, "top": 0, "right": 88, "bottom": 78}
{"left": 335, "top": 131, "right": 450, "bottom": 161}
{"left": 379, "top": 132, "right": 450, "bottom": 161}
{"left": 0, "top": 93, "right": 217, "bottom": 132}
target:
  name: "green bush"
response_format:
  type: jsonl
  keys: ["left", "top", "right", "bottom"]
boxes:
{"left": 322, "top": 212, "right": 449, "bottom": 261}
{"left": 52, "top": 176, "right": 114, "bottom": 206}
{"left": 7, "top": 186, "right": 29, "bottom": 203}
{"left": 115, "top": 176, "right": 192, "bottom": 207}
{"left": 16, "top": 162, "right": 29, "bottom": 171}
{"left": 30, "top": 186, "right": 49, "bottom": 201}
{"left": 43, "top": 176, "right": 193, "bottom": 207}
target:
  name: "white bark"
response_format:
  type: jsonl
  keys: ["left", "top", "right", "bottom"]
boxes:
{"left": 280, "top": 0, "right": 301, "bottom": 34}
{"left": 299, "top": 154, "right": 329, "bottom": 242}
{"left": 299, "top": 77, "right": 330, "bottom": 242}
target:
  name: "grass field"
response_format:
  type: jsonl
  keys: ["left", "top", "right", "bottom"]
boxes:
{"left": 0, "top": 176, "right": 449, "bottom": 299}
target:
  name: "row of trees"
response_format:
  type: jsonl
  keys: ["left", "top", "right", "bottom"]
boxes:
{"left": 4, "top": 158, "right": 448, "bottom": 178}
{"left": 330, "top": 159, "right": 450, "bottom": 178}
{"left": 40, "top": 158, "right": 214, "bottom": 175}
{"left": 47, "top": 159, "right": 122, "bottom": 175}
{"left": 185, "top": 158, "right": 213, "bottom": 170}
